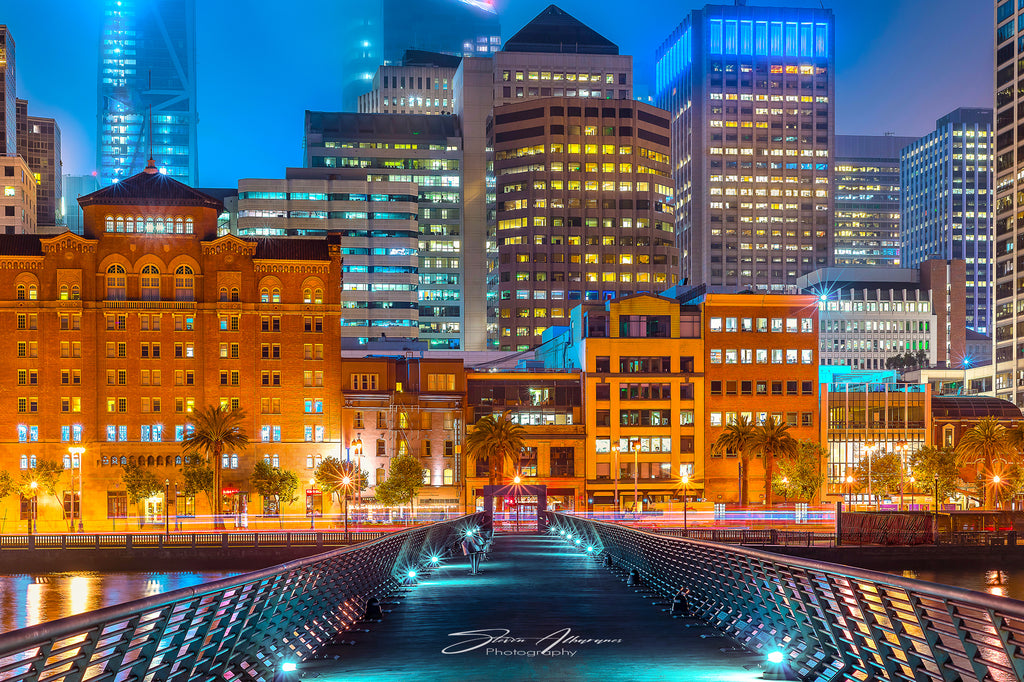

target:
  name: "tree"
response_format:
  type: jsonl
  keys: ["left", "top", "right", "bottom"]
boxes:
{"left": 853, "top": 450, "right": 904, "bottom": 502}
{"left": 314, "top": 457, "right": 369, "bottom": 513}
{"left": 0, "top": 470, "right": 16, "bottom": 501}
{"left": 19, "top": 459, "right": 66, "bottom": 527}
{"left": 955, "top": 417, "right": 1019, "bottom": 509}
{"left": 749, "top": 416, "right": 798, "bottom": 507}
{"left": 121, "top": 461, "right": 163, "bottom": 526}
{"left": 465, "top": 411, "right": 526, "bottom": 487}
{"left": 712, "top": 415, "right": 755, "bottom": 505}
{"left": 180, "top": 455, "right": 215, "bottom": 515}
{"left": 181, "top": 406, "right": 249, "bottom": 520}
{"left": 374, "top": 453, "right": 426, "bottom": 515}
{"left": 250, "top": 461, "right": 300, "bottom": 527}
{"left": 772, "top": 440, "right": 826, "bottom": 503}
{"left": 908, "top": 445, "right": 961, "bottom": 504}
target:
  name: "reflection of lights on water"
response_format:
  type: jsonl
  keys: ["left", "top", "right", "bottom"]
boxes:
{"left": 901, "top": 570, "right": 919, "bottom": 580}
{"left": 989, "top": 586, "right": 1006, "bottom": 597}
{"left": 69, "top": 576, "right": 91, "bottom": 615}
{"left": 25, "top": 581, "right": 42, "bottom": 628}
{"left": 144, "top": 576, "right": 166, "bottom": 597}
{"left": 985, "top": 570, "right": 1008, "bottom": 586}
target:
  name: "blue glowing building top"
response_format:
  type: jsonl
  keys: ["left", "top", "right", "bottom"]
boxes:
{"left": 97, "top": 0, "right": 198, "bottom": 187}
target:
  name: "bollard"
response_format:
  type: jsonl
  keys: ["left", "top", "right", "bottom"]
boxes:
{"left": 670, "top": 587, "right": 690, "bottom": 618}
{"left": 626, "top": 568, "right": 641, "bottom": 587}
{"left": 364, "top": 597, "right": 383, "bottom": 620}
{"left": 603, "top": 554, "right": 614, "bottom": 568}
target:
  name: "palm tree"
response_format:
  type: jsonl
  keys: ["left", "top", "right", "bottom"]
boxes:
{"left": 955, "top": 416, "right": 1018, "bottom": 509}
{"left": 181, "top": 406, "right": 249, "bottom": 523}
{"left": 713, "top": 416, "right": 755, "bottom": 506}
{"left": 465, "top": 411, "right": 526, "bottom": 489}
{"left": 749, "top": 416, "right": 798, "bottom": 507}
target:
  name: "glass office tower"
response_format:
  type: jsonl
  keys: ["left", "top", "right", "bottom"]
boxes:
{"left": 97, "top": 0, "right": 198, "bottom": 186}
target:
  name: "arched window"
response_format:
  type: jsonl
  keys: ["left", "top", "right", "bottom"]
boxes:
{"left": 230, "top": 287, "right": 239, "bottom": 302}
{"left": 303, "top": 288, "right": 312, "bottom": 303}
{"left": 129, "top": 456, "right": 136, "bottom": 465}
{"left": 120, "top": 456, "right": 127, "bottom": 466}
{"left": 59, "top": 285, "right": 69, "bottom": 301}
{"left": 156, "top": 456, "right": 164, "bottom": 466}
{"left": 314, "top": 288, "right": 323, "bottom": 304}
{"left": 16, "top": 284, "right": 25, "bottom": 300}
{"left": 101, "top": 456, "right": 109, "bottom": 467}
{"left": 140, "top": 265, "right": 160, "bottom": 300}
{"left": 175, "top": 455, "right": 182, "bottom": 466}
{"left": 147, "top": 455, "right": 155, "bottom": 466}
{"left": 261, "top": 288, "right": 270, "bottom": 303}
{"left": 271, "top": 288, "right": 281, "bottom": 303}
{"left": 71, "top": 285, "right": 80, "bottom": 300}
{"left": 106, "top": 264, "right": 126, "bottom": 300}
{"left": 155, "top": 217, "right": 165, "bottom": 234}
{"left": 185, "top": 217, "right": 194, "bottom": 234}
{"left": 28, "top": 285, "right": 36, "bottom": 301}
{"left": 125, "top": 216, "right": 135, "bottom": 233}
{"left": 219, "top": 287, "right": 228, "bottom": 302}
{"left": 174, "top": 265, "right": 195, "bottom": 301}
{"left": 175, "top": 218, "right": 184, "bottom": 234}
{"left": 105, "top": 216, "right": 114, "bottom": 232}
{"left": 30, "top": 455, "right": 37, "bottom": 468}
{"left": 19, "top": 455, "right": 27, "bottom": 470}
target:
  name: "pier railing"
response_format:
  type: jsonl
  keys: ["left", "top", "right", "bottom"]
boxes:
{"left": 0, "top": 514, "right": 484, "bottom": 682}
{"left": 549, "top": 512, "right": 1024, "bottom": 682}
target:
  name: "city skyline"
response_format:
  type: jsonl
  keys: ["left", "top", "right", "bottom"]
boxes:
{"left": 0, "top": 0, "right": 993, "bottom": 187}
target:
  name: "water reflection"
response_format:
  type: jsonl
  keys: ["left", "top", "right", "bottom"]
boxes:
{"left": 889, "top": 568, "right": 1024, "bottom": 602}
{"left": 0, "top": 572, "right": 234, "bottom": 634}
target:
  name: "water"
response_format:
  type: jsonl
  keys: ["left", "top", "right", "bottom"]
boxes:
{"left": 889, "top": 568, "right": 1024, "bottom": 601}
{"left": 0, "top": 571, "right": 235, "bottom": 634}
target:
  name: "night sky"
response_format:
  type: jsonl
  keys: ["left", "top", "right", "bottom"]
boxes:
{"left": 3, "top": 0, "right": 993, "bottom": 187}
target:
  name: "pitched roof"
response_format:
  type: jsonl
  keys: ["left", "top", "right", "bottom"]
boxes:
{"left": 0, "top": 234, "right": 43, "bottom": 257}
{"left": 503, "top": 5, "right": 618, "bottom": 55}
{"left": 78, "top": 162, "right": 224, "bottom": 211}
{"left": 250, "top": 238, "right": 331, "bottom": 261}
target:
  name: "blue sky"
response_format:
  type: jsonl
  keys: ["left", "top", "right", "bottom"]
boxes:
{"left": 2, "top": 0, "right": 994, "bottom": 186}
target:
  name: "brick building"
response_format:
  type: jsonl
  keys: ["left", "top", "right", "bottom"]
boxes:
{"left": 0, "top": 161, "right": 342, "bottom": 530}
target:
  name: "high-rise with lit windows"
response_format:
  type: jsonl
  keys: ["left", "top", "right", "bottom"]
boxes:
{"left": 994, "top": 0, "right": 1021, "bottom": 403}
{"left": 343, "top": 0, "right": 500, "bottom": 111}
{"left": 0, "top": 26, "right": 15, "bottom": 158}
{"left": 833, "top": 134, "right": 916, "bottom": 268}
{"left": 97, "top": 0, "right": 198, "bottom": 186}
{"left": 900, "top": 108, "right": 992, "bottom": 335}
{"left": 655, "top": 4, "right": 835, "bottom": 290}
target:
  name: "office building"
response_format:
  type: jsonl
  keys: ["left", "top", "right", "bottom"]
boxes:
{"left": 0, "top": 26, "right": 14, "bottom": 157}
{"left": 98, "top": 0, "right": 198, "bottom": 185}
{"left": 235, "top": 176, "right": 420, "bottom": 346}
{"left": 900, "top": 108, "right": 992, "bottom": 335}
{"left": 799, "top": 260, "right": 968, "bottom": 371}
{"left": 16, "top": 99, "right": 62, "bottom": 227}
{"left": 342, "top": 0, "right": 500, "bottom": 110}
{"left": 0, "top": 154, "right": 35, "bottom": 233}
{"left": 834, "top": 134, "right": 916, "bottom": 267}
{"left": 489, "top": 98, "right": 678, "bottom": 349}
{"left": 357, "top": 51, "right": 461, "bottom": 115}
{"left": 303, "top": 111, "right": 467, "bottom": 350}
{"left": 656, "top": 4, "right": 836, "bottom": 290}
{"left": 63, "top": 175, "right": 100, "bottom": 234}
{"left": 0, "top": 161, "right": 343, "bottom": 526}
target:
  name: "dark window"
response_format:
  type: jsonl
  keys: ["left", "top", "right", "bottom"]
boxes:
{"left": 595, "top": 384, "right": 610, "bottom": 400}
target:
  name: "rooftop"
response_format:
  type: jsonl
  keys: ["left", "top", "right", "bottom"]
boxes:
{"left": 305, "top": 111, "right": 461, "bottom": 142}
{"left": 932, "top": 397, "right": 1022, "bottom": 421}
{"left": 503, "top": 4, "right": 618, "bottom": 55}
{"left": 78, "top": 161, "right": 224, "bottom": 211}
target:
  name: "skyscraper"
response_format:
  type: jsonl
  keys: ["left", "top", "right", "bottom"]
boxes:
{"left": 97, "top": 0, "right": 198, "bottom": 186}
{"left": 656, "top": 4, "right": 835, "bottom": 290}
{"left": 900, "top": 108, "right": 992, "bottom": 335}
{"left": 0, "top": 26, "right": 14, "bottom": 157}
{"left": 342, "top": 0, "right": 500, "bottom": 110}
{"left": 16, "top": 99, "right": 63, "bottom": 227}
{"left": 833, "top": 134, "right": 916, "bottom": 268}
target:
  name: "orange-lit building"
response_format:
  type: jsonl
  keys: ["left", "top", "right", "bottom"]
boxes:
{"left": 700, "top": 293, "right": 820, "bottom": 504}
{"left": 0, "top": 162, "right": 343, "bottom": 530}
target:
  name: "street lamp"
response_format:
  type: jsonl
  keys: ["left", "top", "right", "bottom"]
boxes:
{"left": 341, "top": 475, "right": 352, "bottom": 533}
{"left": 632, "top": 442, "right": 640, "bottom": 515}
{"left": 681, "top": 473, "right": 690, "bottom": 532}
{"left": 28, "top": 480, "right": 38, "bottom": 534}
{"left": 164, "top": 479, "right": 170, "bottom": 535}
{"left": 68, "top": 446, "right": 85, "bottom": 532}
{"left": 863, "top": 441, "right": 877, "bottom": 508}
{"left": 352, "top": 436, "right": 363, "bottom": 509}
{"left": 513, "top": 474, "right": 522, "bottom": 532}
{"left": 611, "top": 445, "right": 620, "bottom": 515}
{"left": 993, "top": 474, "right": 1002, "bottom": 510}
{"left": 309, "top": 478, "right": 317, "bottom": 530}
{"left": 845, "top": 475, "right": 855, "bottom": 510}
{"left": 908, "top": 476, "right": 916, "bottom": 509}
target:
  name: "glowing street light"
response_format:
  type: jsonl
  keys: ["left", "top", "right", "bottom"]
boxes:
{"left": 845, "top": 474, "right": 855, "bottom": 510}
{"left": 309, "top": 478, "right": 317, "bottom": 529}
{"left": 68, "top": 446, "right": 86, "bottom": 531}
{"left": 681, "top": 472, "right": 690, "bottom": 532}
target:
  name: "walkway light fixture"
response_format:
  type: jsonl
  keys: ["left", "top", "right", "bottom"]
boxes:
{"left": 68, "top": 446, "right": 86, "bottom": 531}
{"left": 281, "top": 661, "right": 297, "bottom": 672}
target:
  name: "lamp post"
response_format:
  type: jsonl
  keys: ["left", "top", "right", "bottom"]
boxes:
{"left": 908, "top": 476, "right": 915, "bottom": 509}
{"left": 845, "top": 475, "right": 855, "bottom": 511}
{"left": 895, "top": 440, "right": 907, "bottom": 510}
{"left": 513, "top": 474, "right": 521, "bottom": 532}
{"left": 68, "top": 446, "right": 85, "bottom": 532}
{"left": 352, "top": 436, "right": 363, "bottom": 509}
{"left": 633, "top": 442, "right": 640, "bottom": 515}
{"left": 993, "top": 474, "right": 1002, "bottom": 510}
{"left": 309, "top": 478, "right": 316, "bottom": 530}
{"left": 933, "top": 473, "right": 939, "bottom": 517}
{"left": 864, "top": 441, "right": 876, "bottom": 509}
{"left": 27, "top": 480, "right": 38, "bottom": 535}
{"left": 962, "top": 357, "right": 972, "bottom": 395}
{"left": 164, "top": 479, "right": 170, "bottom": 535}
{"left": 611, "top": 445, "right": 620, "bottom": 516}
{"left": 341, "top": 475, "right": 351, "bottom": 533}
{"left": 681, "top": 473, "right": 690, "bottom": 532}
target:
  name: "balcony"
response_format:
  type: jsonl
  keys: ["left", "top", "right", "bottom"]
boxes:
{"left": 104, "top": 300, "right": 197, "bottom": 310}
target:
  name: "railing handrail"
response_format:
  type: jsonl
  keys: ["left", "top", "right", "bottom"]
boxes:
{"left": 561, "top": 513, "right": 1024, "bottom": 615}
{"left": 0, "top": 514, "right": 482, "bottom": 664}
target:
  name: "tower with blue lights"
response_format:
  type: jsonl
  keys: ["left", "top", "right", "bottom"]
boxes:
{"left": 655, "top": 2, "right": 835, "bottom": 291}
{"left": 97, "top": 0, "right": 198, "bottom": 187}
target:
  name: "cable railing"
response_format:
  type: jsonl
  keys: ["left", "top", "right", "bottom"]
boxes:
{"left": 0, "top": 513, "right": 485, "bottom": 682}
{"left": 548, "top": 512, "right": 1024, "bottom": 682}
